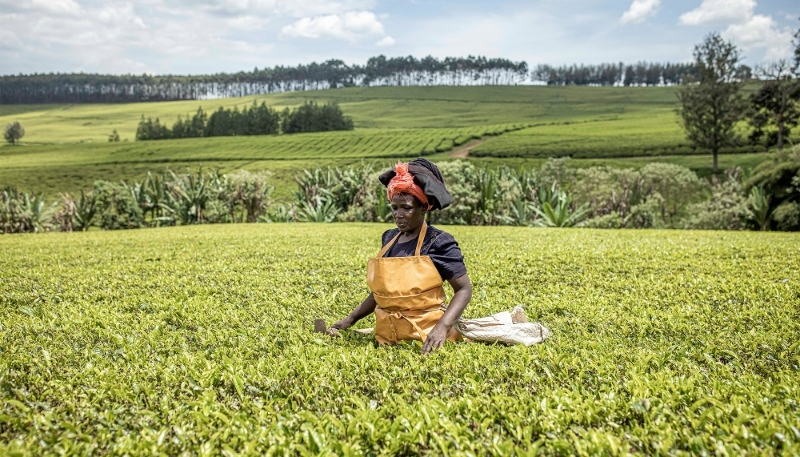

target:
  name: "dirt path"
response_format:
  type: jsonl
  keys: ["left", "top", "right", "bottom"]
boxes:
{"left": 449, "top": 139, "right": 484, "bottom": 158}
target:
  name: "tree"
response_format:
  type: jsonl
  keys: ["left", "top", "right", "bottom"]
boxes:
{"left": 749, "top": 60, "right": 800, "bottom": 151}
{"left": 108, "top": 129, "right": 120, "bottom": 142}
{"left": 794, "top": 17, "right": 800, "bottom": 75}
{"left": 677, "top": 33, "right": 747, "bottom": 172}
{"left": 4, "top": 122, "right": 25, "bottom": 144}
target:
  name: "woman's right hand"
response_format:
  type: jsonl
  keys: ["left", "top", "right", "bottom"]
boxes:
{"left": 327, "top": 318, "right": 353, "bottom": 336}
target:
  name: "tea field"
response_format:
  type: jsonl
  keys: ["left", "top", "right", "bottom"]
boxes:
{"left": 1, "top": 224, "right": 798, "bottom": 455}
{"left": 0, "top": 85, "right": 781, "bottom": 199}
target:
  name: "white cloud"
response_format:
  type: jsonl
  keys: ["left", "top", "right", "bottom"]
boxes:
{"left": 678, "top": 0, "right": 794, "bottom": 60}
{"left": 620, "top": 0, "right": 660, "bottom": 24}
{"left": 723, "top": 14, "right": 794, "bottom": 60}
{"left": 27, "top": 0, "right": 81, "bottom": 15}
{"left": 679, "top": 0, "right": 755, "bottom": 25}
{"left": 183, "top": 0, "right": 376, "bottom": 18}
{"left": 375, "top": 36, "right": 395, "bottom": 47}
{"left": 281, "top": 11, "right": 385, "bottom": 41}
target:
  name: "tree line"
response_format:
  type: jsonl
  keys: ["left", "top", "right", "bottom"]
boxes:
{"left": 0, "top": 55, "right": 529, "bottom": 104}
{"left": 531, "top": 62, "right": 725, "bottom": 86}
{"left": 1, "top": 54, "right": 733, "bottom": 104}
{"left": 135, "top": 101, "right": 353, "bottom": 140}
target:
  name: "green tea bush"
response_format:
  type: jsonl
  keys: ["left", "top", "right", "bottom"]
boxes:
{"left": 1, "top": 225, "right": 798, "bottom": 455}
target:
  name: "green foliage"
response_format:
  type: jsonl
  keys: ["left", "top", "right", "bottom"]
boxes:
{"left": 53, "top": 190, "right": 96, "bottom": 232}
{"left": 677, "top": 33, "right": 748, "bottom": 171}
{"left": 137, "top": 103, "right": 282, "bottom": 141}
{"left": 0, "top": 187, "right": 52, "bottom": 233}
{"left": 748, "top": 76, "right": 800, "bottom": 151}
{"left": 639, "top": 163, "right": 704, "bottom": 227}
{"left": 3, "top": 121, "right": 24, "bottom": 144}
{"left": 747, "top": 186, "right": 773, "bottom": 231}
{"left": 533, "top": 191, "right": 590, "bottom": 228}
{"left": 93, "top": 181, "right": 145, "bottom": 230}
{"left": 1, "top": 226, "right": 799, "bottom": 454}
{"left": 684, "top": 168, "right": 751, "bottom": 230}
{"left": 281, "top": 101, "right": 353, "bottom": 134}
{"left": 744, "top": 147, "right": 800, "bottom": 229}
{"left": 298, "top": 194, "right": 341, "bottom": 222}
{"left": 773, "top": 201, "right": 800, "bottom": 231}
{"left": 108, "top": 129, "right": 120, "bottom": 142}
{"left": 226, "top": 170, "right": 273, "bottom": 223}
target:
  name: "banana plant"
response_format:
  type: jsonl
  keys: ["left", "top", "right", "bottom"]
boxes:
{"left": 168, "top": 170, "right": 213, "bottom": 224}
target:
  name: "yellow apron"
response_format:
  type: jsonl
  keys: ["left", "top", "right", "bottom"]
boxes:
{"left": 367, "top": 222, "right": 460, "bottom": 344}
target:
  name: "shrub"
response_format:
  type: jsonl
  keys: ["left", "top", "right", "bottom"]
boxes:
{"left": 0, "top": 188, "right": 52, "bottom": 233}
{"left": 93, "top": 181, "right": 145, "bottom": 230}
{"left": 583, "top": 213, "right": 625, "bottom": 229}
{"left": 3, "top": 121, "right": 25, "bottom": 145}
{"left": 573, "top": 166, "right": 644, "bottom": 220}
{"left": 639, "top": 163, "right": 702, "bottom": 227}
{"left": 772, "top": 201, "right": 800, "bottom": 231}
{"left": 225, "top": 170, "right": 273, "bottom": 223}
{"left": 684, "top": 168, "right": 750, "bottom": 230}
{"left": 52, "top": 191, "right": 96, "bottom": 232}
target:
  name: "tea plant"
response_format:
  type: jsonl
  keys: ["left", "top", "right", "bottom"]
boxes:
{"left": 1, "top": 225, "right": 798, "bottom": 455}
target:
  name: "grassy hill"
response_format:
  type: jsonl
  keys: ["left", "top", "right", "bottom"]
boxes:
{"left": 0, "top": 86, "right": 685, "bottom": 143}
{"left": 0, "top": 85, "right": 781, "bottom": 198}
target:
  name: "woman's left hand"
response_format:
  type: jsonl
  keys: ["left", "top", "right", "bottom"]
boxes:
{"left": 421, "top": 325, "right": 448, "bottom": 355}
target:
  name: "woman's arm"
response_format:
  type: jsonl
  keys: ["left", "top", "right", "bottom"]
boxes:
{"left": 421, "top": 273, "right": 472, "bottom": 355}
{"left": 328, "top": 293, "right": 377, "bottom": 335}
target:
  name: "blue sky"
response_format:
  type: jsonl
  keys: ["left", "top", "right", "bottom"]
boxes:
{"left": 1, "top": 0, "right": 797, "bottom": 75}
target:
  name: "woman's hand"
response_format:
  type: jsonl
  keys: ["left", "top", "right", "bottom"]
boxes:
{"left": 326, "top": 293, "right": 378, "bottom": 337}
{"left": 421, "top": 324, "right": 449, "bottom": 355}
{"left": 326, "top": 318, "right": 353, "bottom": 337}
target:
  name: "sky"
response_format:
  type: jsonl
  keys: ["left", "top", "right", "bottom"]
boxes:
{"left": 0, "top": 0, "right": 798, "bottom": 75}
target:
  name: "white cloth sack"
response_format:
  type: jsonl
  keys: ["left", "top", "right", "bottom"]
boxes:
{"left": 454, "top": 306, "right": 551, "bottom": 346}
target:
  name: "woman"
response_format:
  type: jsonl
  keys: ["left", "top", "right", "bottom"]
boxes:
{"left": 329, "top": 158, "right": 472, "bottom": 355}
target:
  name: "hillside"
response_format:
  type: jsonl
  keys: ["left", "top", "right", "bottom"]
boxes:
{"left": 0, "top": 85, "right": 779, "bottom": 198}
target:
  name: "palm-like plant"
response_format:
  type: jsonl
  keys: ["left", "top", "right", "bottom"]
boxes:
{"left": 373, "top": 183, "right": 392, "bottom": 222}
{"left": 533, "top": 191, "right": 590, "bottom": 228}
{"left": 747, "top": 186, "right": 772, "bottom": 231}
{"left": 56, "top": 190, "right": 96, "bottom": 231}
{"left": 168, "top": 170, "right": 215, "bottom": 224}
{"left": 143, "top": 173, "right": 175, "bottom": 226}
{"left": 1, "top": 188, "right": 52, "bottom": 233}
{"left": 536, "top": 182, "right": 561, "bottom": 209}
{"left": 298, "top": 193, "right": 341, "bottom": 222}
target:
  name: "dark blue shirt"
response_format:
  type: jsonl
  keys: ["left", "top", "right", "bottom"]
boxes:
{"left": 381, "top": 225, "right": 467, "bottom": 281}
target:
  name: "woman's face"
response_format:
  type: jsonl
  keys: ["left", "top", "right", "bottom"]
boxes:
{"left": 391, "top": 193, "right": 426, "bottom": 233}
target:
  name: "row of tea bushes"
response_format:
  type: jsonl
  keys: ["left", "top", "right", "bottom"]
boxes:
{"left": 3, "top": 148, "right": 799, "bottom": 234}
{"left": 2, "top": 225, "right": 799, "bottom": 454}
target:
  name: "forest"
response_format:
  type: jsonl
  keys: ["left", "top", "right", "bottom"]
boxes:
{"left": 0, "top": 55, "right": 713, "bottom": 104}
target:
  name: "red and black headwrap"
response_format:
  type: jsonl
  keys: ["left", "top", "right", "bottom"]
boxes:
{"left": 378, "top": 158, "right": 453, "bottom": 211}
